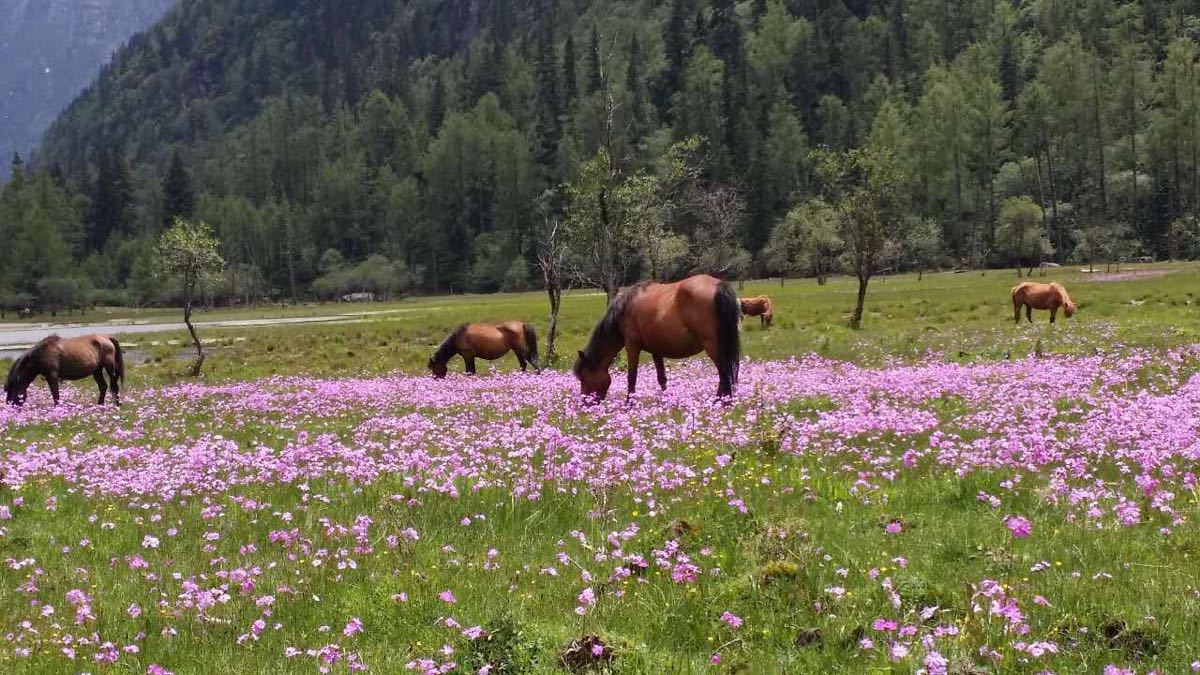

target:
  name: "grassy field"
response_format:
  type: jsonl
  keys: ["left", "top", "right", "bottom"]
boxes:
{"left": 1, "top": 264, "right": 1199, "bottom": 674}
{"left": 31, "top": 262, "right": 1194, "bottom": 387}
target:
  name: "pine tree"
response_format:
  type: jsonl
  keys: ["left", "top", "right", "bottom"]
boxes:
{"left": 162, "top": 150, "right": 196, "bottom": 227}
{"left": 586, "top": 26, "right": 603, "bottom": 94}
{"left": 85, "top": 150, "right": 132, "bottom": 251}
{"left": 708, "top": 0, "right": 742, "bottom": 66}
{"left": 428, "top": 73, "right": 447, "bottom": 134}
{"left": 534, "top": 22, "right": 562, "bottom": 171}
{"left": 658, "top": 0, "right": 692, "bottom": 120}
{"left": 627, "top": 34, "right": 649, "bottom": 139}
{"left": 563, "top": 33, "right": 578, "bottom": 109}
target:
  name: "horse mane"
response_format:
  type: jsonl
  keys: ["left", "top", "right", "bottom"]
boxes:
{"left": 5, "top": 335, "right": 58, "bottom": 392}
{"left": 581, "top": 283, "right": 648, "bottom": 363}
{"left": 431, "top": 324, "right": 467, "bottom": 365}
{"left": 1051, "top": 282, "right": 1075, "bottom": 309}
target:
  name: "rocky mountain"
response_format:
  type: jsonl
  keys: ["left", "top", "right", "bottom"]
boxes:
{"left": 0, "top": 0, "right": 174, "bottom": 177}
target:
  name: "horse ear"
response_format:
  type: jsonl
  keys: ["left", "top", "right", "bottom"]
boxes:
{"left": 577, "top": 350, "right": 587, "bottom": 363}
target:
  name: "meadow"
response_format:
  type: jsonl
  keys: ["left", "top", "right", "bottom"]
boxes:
{"left": 2, "top": 265, "right": 1200, "bottom": 674}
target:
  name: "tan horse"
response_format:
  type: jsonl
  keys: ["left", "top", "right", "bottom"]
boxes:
{"left": 740, "top": 296, "right": 774, "bottom": 328}
{"left": 573, "top": 274, "right": 741, "bottom": 400}
{"left": 5, "top": 334, "right": 125, "bottom": 406}
{"left": 428, "top": 322, "right": 539, "bottom": 377}
{"left": 1012, "top": 282, "right": 1076, "bottom": 324}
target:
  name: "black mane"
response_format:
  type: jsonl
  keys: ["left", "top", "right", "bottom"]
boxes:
{"left": 579, "top": 283, "right": 648, "bottom": 364}
{"left": 430, "top": 324, "right": 467, "bottom": 365}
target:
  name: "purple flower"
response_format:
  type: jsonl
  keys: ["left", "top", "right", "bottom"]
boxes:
{"left": 1004, "top": 515, "right": 1033, "bottom": 539}
{"left": 719, "top": 611, "right": 742, "bottom": 629}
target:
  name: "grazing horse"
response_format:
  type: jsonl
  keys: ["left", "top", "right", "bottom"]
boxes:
{"left": 573, "top": 274, "right": 741, "bottom": 400}
{"left": 428, "top": 322, "right": 539, "bottom": 378}
{"left": 5, "top": 334, "right": 125, "bottom": 406}
{"left": 1012, "top": 282, "right": 1076, "bottom": 324}
{"left": 740, "top": 296, "right": 774, "bottom": 328}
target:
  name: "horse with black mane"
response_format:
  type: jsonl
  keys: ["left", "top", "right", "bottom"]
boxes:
{"left": 5, "top": 334, "right": 125, "bottom": 406}
{"left": 573, "top": 274, "right": 741, "bottom": 400}
{"left": 428, "top": 322, "right": 540, "bottom": 377}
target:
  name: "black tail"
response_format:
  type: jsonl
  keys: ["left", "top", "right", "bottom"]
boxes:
{"left": 111, "top": 337, "right": 125, "bottom": 385}
{"left": 714, "top": 281, "right": 741, "bottom": 396}
{"left": 523, "top": 323, "right": 540, "bottom": 370}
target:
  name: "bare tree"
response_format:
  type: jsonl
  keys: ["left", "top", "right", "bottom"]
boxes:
{"left": 535, "top": 190, "right": 571, "bottom": 362}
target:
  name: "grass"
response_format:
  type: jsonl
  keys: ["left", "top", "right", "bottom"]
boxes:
{"left": 18, "top": 261, "right": 1191, "bottom": 388}
{"left": 1, "top": 264, "right": 1199, "bottom": 673}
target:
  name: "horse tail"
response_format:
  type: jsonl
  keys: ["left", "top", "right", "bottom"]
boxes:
{"left": 111, "top": 337, "right": 125, "bottom": 385}
{"left": 714, "top": 281, "right": 742, "bottom": 391}
{"left": 523, "top": 323, "right": 540, "bottom": 370}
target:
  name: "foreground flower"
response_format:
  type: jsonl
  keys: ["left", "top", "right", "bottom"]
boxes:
{"left": 719, "top": 611, "right": 742, "bottom": 629}
{"left": 1004, "top": 515, "right": 1033, "bottom": 539}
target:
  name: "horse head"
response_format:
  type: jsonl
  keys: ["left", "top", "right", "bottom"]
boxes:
{"left": 1063, "top": 300, "right": 1077, "bottom": 317}
{"left": 5, "top": 357, "right": 29, "bottom": 406}
{"left": 427, "top": 357, "right": 448, "bottom": 379}
{"left": 573, "top": 350, "right": 611, "bottom": 401}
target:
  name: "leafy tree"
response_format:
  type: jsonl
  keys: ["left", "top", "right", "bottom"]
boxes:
{"left": 818, "top": 146, "right": 910, "bottom": 329}
{"left": 764, "top": 197, "right": 843, "bottom": 285}
{"left": 902, "top": 217, "right": 943, "bottom": 281}
{"left": 154, "top": 218, "right": 225, "bottom": 376}
{"left": 996, "top": 196, "right": 1050, "bottom": 276}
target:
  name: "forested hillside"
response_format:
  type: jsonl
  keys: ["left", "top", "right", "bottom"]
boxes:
{"left": 3, "top": 0, "right": 1199, "bottom": 310}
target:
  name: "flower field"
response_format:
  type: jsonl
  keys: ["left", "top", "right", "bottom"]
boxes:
{"left": 2, "top": 342, "right": 1199, "bottom": 673}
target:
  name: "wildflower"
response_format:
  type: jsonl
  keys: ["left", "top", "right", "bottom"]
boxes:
{"left": 719, "top": 611, "right": 742, "bottom": 629}
{"left": 438, "top": 590, "right": 456, "bottom": 604}
{"left": 885, "top": 522, "right": 902, "bottom": 535}
{"left": 344, "top": 617, "right": 364, "bottom": 637}
{"left": 1004, "top": 515, "right": 1033, "bottom": 539}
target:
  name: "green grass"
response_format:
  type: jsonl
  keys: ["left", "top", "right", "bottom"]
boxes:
{"left": 2, "top": 263, "right": 1200, "bottom": 673}
{"left": 92, "top": 261, "right": 1200, "bottom": 386}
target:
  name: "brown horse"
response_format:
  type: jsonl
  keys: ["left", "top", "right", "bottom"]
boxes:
{"left": 740, "top": 296, "right": 774, "bottom": 328}
{"left": 428, "top": 322, "right": 539, "bottom": 377}
{"left": 1012, "top": 282, "right": 1076, "bottom": 324}
{"left": 5, "top": 334, "right": 125, "bottom": 406}
{"left": 573, "top": 274, "right": 741, "bottom": 400}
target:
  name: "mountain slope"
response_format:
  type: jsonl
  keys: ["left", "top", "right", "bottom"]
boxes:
{"left": 0, "top": 0, "right": 174, "bottom": 177}
{"left": 10, "top": 0, "right": 1199, "bottom": 307}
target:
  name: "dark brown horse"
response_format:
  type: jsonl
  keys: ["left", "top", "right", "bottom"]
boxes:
{"left": 740, "top": 296, "right": 774, "bottom": 328}
{"left": 428, "top": 322, "right": 539, "bottom": 378}
{"left": 573, "top": 274, "right": 741, "bottom": 400}
{"left": 1012, "top": 282, "right": 1076, "bottom": 324}
{"left": 5, "top": 334, "right": 125, "bottom": 406}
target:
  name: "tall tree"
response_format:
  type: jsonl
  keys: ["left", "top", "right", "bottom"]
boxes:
{"left": 162, "top": 150, "right": 196, "bottom": 227}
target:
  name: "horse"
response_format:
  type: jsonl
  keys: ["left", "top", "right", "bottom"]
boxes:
{"left": 740, "top": 296, "right": 774, "bottom": 328}
{"left": 428, "top": 322, "right": 539, "bottom": 378}
{"left": 1012, "top": 282, "right": 1076, "bottom": 324}
{"left": 5, "top": 334, "right": 125, "bottom": 406}
{"left": 572, "top": 274, "right": 741, "bottom": 401}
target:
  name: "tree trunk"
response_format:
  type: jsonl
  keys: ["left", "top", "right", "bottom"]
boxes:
{"left": 545, "top": 285, "right": 561, "bottom": 362}
{"left": 851, "top": 276, "right": 869, "bottom": 329}
{"left": 918, "top": 268, "right": 924, "bottom": 281}
{"left": 184, "top": 299, "right": 205, "bottom": 377}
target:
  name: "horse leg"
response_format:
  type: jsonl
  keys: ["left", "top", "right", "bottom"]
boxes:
{"left": 1013, "top": 299, "right": 1022, "bottom": 324}
{"left": 93, "top": 371, "right": 108, "bottom": 405}
{"left": 625, "top": 347, "right": 641, "bottom": 398}
{"left": 46, "top": 374, "right": 61, "bottom": 406}
{"left": 702, "top": 340, "right": 733, "bottom": 399}
{"left": 107, "top": 365, "right": 121, "bottom": 406}
{"left": 653, "top": 355, "right": 667, "bottom": 390}
{"left": 1025, "top": 305, "right": 1033, "bottom": 323}
{"left": 1050, "top": 307, "right": 1057, "bottom": 324}
{"left": 516, "top": 352, "right": 528, "bottom": 372}
{"left": 464, "top": 356, "right": 477, "bottom": 375}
